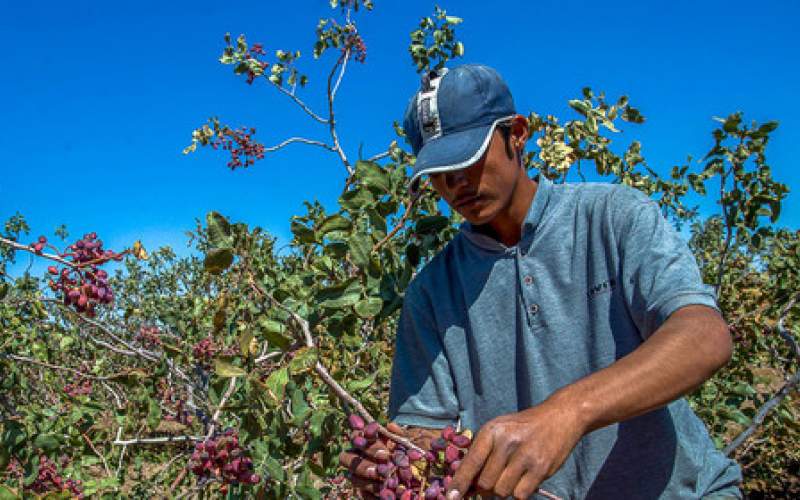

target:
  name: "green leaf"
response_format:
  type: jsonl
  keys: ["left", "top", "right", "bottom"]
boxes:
{"left": 0, "top": 484, "right": 20, "bottom": 500}
{"left": 348, "top": 234, "right": 372, "bottom": 268}
{"left": 357, "top": 161, "right": 391, "bottom": 194}
{"left": 415, "top": 215, "right": 449, "bottom": 234}
{"left": 318, "top": 214, "right": 352, "bottom": 236}
{"left": 146, "top": 397, "right": 161, "bottom": 429}
{"left": 289, "top": 347, "right": 318, "bottom": 374}
{"left": 264, "top": 367, "right": 289, "bottom": 403}
{"left": 291, "top": 388, "right": 311, "bottom": 425}
{"left": 340, "top": 186, "right": 375, "bottom": 210}
{"left": 291, "top": 219, "right": 316, "bottom": 243}
{"left": 568, "top": 99, "right": 590, "bottom": 116}
{"left": 346, "top": 372, "right": 377, "bottom": 392}
{"left": 239, "top": 328, "right": 255, "bottom": 358}
{"left": 0, "top": 283, "right": 8, "bottom": 300}
{"left": 258, "top": 318, "right": 292, "bottom": 350}
{"left": 215, "top": 359, "right": 246, "bottom": 378}
{"left": 319, "top": 292, "right": 361, "bottom": 309}
{"left": 33, "top": 433, "right": 60, "bottom": 452}
{"left": 206, "top": 211, "right": 233, "bottom": 247}
{"left": 204, "top": 248, "right": 234, "bottom": 274}
{"left": 355, "top": 297, "right": 383, "bottom": 318}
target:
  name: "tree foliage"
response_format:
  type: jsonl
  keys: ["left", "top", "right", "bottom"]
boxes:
{"left": 1, "top": 2, "right": 798, "bottom": 498}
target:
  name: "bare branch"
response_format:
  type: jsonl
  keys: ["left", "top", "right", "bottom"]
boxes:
{"left": 273, "top": 84, "right": 329, "bottom": 124}
{"left": 205, "top": 377, "right": 238, "bottom": 440}
{"left": 724, "top": 294, "right": 799, "bottom": 456}
{"left": 1, "top": 353, "right": 117, "bottom": 380}
{"left": 113, "top": 435, "right": 203, "bottom": 446}
{"left": 331, "top": 48, "right": 350, "bottom": 103}
{"left": 372, "top": 185, "right": 426, "bottom": 252}
{"left": 724, "top": 370, "right": 799, "bottom": 456}
{"left": 264, "top": 136, "right": 335, "bottom": 154}
{"left": 366, "top": 149, "right": 392, "bottom": 162}
{"left": 326, "top": 53, "right": 353, "bottom": 176}
{"left": 82, "top": 432, "right": 112, "bottom": 477}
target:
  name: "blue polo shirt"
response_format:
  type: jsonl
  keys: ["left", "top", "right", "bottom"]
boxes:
{"left": 388, "top": 175, "right": 742, "bottom": 499}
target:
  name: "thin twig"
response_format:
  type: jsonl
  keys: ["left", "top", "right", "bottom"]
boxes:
{"left": 1, "top": 353, "right": 116, "bottom": 380}
{"left": 724, "top": 294, "right": 799, "bottom": 456}
{"left": 112, "top": 435, "right": 203, "bottom": 446}
{"left": 273, "top": 84, "right": 329, "bottom": 124}
{"left": 372, "top": 187, "right": 425, "bottom": 252}
{"left": 205, "top": 377, "right": 238, "bottom": 439}
{"left": 331, "top": 47, "right": 349, "bottom": 103}
{"left": 366, "top": 150, "right": 391, "bottom": 162}
{"left": 264, "top": 136, "right": 336, "bottom": 154}
{"left": 326, "top": 53, "right": 353, "bottom": 176}
{"left": 82, "top": 432, "right": 112, "bottom": 477}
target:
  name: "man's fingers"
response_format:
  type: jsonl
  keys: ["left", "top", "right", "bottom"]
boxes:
{"left": 338, "top": 450, "right": 378, "bottom": 480}
{"left": 512, "top": 470, "right": 544, "bottom": 500}
{"left": 492, "top": 458, "right": 526, "bottom": 498}
{"left": 445, "top": 430, "right": 493, "bottom": 499}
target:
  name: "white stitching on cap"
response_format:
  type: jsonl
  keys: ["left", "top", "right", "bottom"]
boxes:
{"left": 408, "top": 114, "right": 516, "bottom": 190}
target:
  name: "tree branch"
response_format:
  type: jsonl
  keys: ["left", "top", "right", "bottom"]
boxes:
{"left": 205, "top": 377, "right": 238, "bottom": 440}
{"left": 724, "top": 294, "right": 799, "bottom": 456}
{"left": 264, "top": 136, "right": 336, "bottom": 154}
{"left": 326, "top": 53, "right": 353, "bottom": 176}
{"left": 273, "top": 84, "right": 329, "bottom": 124}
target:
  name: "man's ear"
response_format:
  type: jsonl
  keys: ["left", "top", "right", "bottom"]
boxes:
{"left": 510, "top": 114, "right": 529, "bottom": 151}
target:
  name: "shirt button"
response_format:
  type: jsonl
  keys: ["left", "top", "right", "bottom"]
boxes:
{"left": 529, "top": 303, "right": 540, "bottom": 315}
{"left": 523, "top": 275, "right": 534, "bottom": 286}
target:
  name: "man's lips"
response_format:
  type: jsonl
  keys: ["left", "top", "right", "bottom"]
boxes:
{"left": 454, "top": 194, "right": 481, "bottom": 208}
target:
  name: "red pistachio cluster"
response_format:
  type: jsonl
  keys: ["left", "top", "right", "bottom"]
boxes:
{"left": 64, "top": 377, "right": 92, "bottom": 398}
{"left": 346, "top": 415, "right": 473, "bottom": 500}
{"left": 192, "top": 337, "right": 217, "bottom": 364}
{"left": 344, "top": 32, "right": 367, "bottom": 63}
{"left": 189, "top": 429, "right": 261, "bottom": 492}
{"left": 23, "top": 456, "right": 84, "bottom": 498}
{"left": 135, "top": 325, "right": 162, "bottom": 347}
{"left": 46, "top": 232, "right": 122, "bottom": 317}
{"left": 209, "top": 127, "right": 266, "bottom": 169}
{"left": 245, "top": 42, "right": 269, "bottom": 84}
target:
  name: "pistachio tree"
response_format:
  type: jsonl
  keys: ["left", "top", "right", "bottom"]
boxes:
{"left": 1, "top": 1, "right": 797, "bottom": 498}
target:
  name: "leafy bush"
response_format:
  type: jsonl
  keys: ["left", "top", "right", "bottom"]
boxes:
{"left": 1, "top": 2, "right": 797, "bottom": 498}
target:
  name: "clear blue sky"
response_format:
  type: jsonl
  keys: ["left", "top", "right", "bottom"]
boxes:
{"left": 2, "top": 0, "right": 799, "bottom": 275}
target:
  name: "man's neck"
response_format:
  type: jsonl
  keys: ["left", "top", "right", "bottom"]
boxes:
{"left": 474, "top": 175, "right": 538, "bottom": 247}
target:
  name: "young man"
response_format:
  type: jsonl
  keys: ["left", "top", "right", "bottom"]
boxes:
{"left": 340, "top": 64, "right": 742, "bottom": 499}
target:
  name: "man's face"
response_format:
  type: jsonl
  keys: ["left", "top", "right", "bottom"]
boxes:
{"left": 429, "top": 129, "right": 522, "bottom": 226}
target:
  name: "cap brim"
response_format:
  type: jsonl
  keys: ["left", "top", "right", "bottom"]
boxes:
{"left": 407, "top": 116, "right": 512, "bottom": 193}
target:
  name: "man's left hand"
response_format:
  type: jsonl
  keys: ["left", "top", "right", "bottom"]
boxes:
{"left": 445, "top": 400, "right": 584, "bottom": 499}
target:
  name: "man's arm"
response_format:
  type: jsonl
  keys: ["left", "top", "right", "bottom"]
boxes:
{"left": 554, "top": 304, "right": 731, "bottom": 433}
{"left": 445, "top": 304, "right": 732, "bottom": 500}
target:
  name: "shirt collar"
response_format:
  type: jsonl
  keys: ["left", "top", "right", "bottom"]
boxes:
{"left": 460, "top": 173, "right": 553, "bottom": 253}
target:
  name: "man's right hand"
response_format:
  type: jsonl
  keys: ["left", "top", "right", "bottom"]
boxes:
{"left": 338, "top": 422, "right": 440, "bottom": 499}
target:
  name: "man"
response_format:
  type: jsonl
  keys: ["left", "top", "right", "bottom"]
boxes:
{"left": 340, "top": 64, "right": 742, "bottom": 499}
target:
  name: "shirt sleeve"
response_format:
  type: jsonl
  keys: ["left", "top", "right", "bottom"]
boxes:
{"left": 388, "top": 283, "right": 460, "bottom": 429}
{"left": 614, "top": 187, "right": 720, "bottom": 340}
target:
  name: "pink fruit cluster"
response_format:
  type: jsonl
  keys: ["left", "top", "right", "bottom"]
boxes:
{"left": 345, "top": 415, "right": 472, "bottom": 500}
{"left": 245, "top": 42, "right": 269, "bottom": 85}
{"left": 46, "top": 232, "right": 122, "bottom": 317}
{"left": 210, "top": 126, "right": 266, "bottom": 169}
{"left": 344, "top": 32, "right": 367, "bottom": 63}
{"left": 24, "top": 455, "right": 84, "bottom": 498}
{"left": 135, "top": 325, "right": 162, "bottom": 347}
{"left": 189, "top": 429, "right": 260, "bottom": 490}
{"left": 193, "top": 337, "right": 217, "bottom": 364}
{"left": 29, "top": 235, "right": 47, "bottom": 254}
{"left": 64, "top": 377, "right": 92, "bottom": 398}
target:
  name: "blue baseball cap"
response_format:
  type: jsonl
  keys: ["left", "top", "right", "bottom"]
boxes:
{"left": 402, "top": 64, "right": 516, "bottom": 192}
